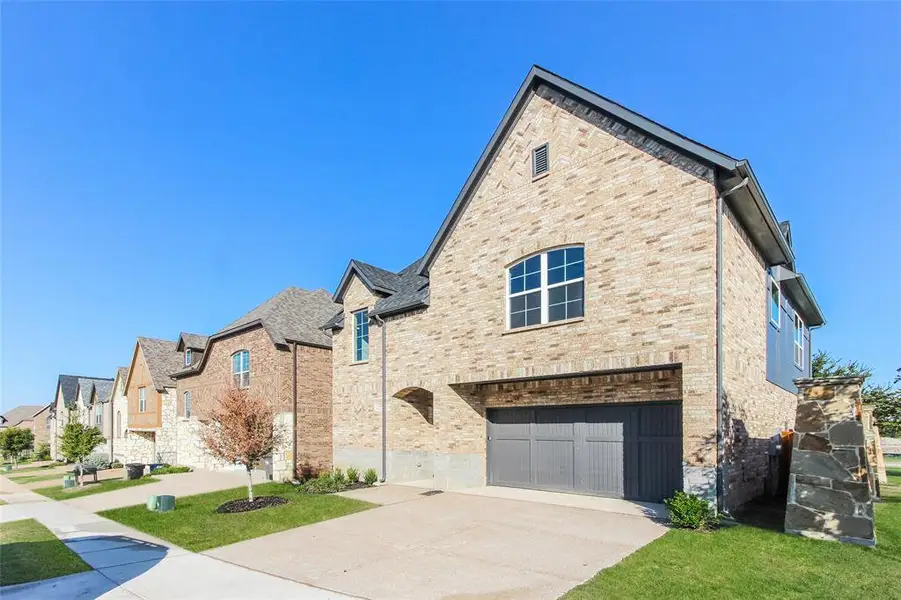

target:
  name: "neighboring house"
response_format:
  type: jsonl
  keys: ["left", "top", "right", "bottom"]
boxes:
{"left": 80, "top": 378, "right": 116, "bottom": 458}
{"left": 123, "top": 337, "right": 187, "bottom": 464}
{"left": 172, "top": 287, "right": 338, "bottom": 480}
{"left": 325, "top": 65, "right": 825, "bottom": 512}
{"left": 1, "top": 404, "right": 51, "bottom": 446}
{"left": 109, "top": 366, "right": 129, "bottom": 463}
{"left": 49, "top": 375, "right": 113, "bottom": 460}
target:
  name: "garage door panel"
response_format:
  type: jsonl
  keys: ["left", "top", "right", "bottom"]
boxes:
{"left": 534, "top": 407, "right": 578, "bottom": 439}
{"left": 583, "top": 440, "right": 624, "bottom": 496}
{"left": 488, "top": 439, "right": 532, "bottom": 486}
{"left": 533, "top": 440, "right": 575, "bottom": 490}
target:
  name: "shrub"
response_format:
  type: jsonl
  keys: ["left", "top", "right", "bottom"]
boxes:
{"left": 110, "top": 460, "right": 123, "bottom": 469}
{"left": 83, "top": 454, "right": 111, "bottom": 470}
{"left": 332, "top": 467, "right": 346, "bottom": 486}
{"left": 363, "top": 468, "right": 378, "bottom": 486}
{"left": 34, "top": 443, "right": 51, "bottom": 461}
{"left": 148, "top": 465, "right": 192, "bottom": 476}
{"left": 664, "top": 491, "right": 719, "bottom": 530}
{"left": 346, "top": 466, "right": 360, "bottom": 483}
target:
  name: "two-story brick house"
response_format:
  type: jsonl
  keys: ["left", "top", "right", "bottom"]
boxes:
{"left": 172, "top": 287, "right": 339, "bottom": 480}
{"left": 325, "top": 66, "right": 824, "bottom": 511}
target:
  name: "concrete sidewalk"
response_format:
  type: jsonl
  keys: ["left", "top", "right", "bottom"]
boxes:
{"left": 0, "top": 475, "right": 357, "bottom": 599}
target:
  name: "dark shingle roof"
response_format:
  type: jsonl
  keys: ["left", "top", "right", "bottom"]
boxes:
{"left": 137, "top": 337, "right": 183, "bottom": 391}
{"left": 57, "top": 375, "right": 81, "bottom": 409}
{"left": 178, "top": 333, "right": 209, "bottom": 351}
{"left": 93, "top": 379, "right": 115, "bottom": 404}
{"left": 1, "top": 405, "right": 48, "bottom": 426}
{"left": 116, "top": 366, "right": 129, "bottom": 384}
{"left": 75, "top": 377, "right": 115, "bottom": 408}
{"left": 218, "top": 287, "right": 339, "bottom": 348}
{"left": 327, "top": 257, "right": 430, "bottom": 328}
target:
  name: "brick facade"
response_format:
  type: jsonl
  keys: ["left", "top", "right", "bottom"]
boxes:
{"left": 332, "top": 83, "right": 799, "bottom": 509}
{"left": 176, "top": 325, "right": 332, "bottom": 479}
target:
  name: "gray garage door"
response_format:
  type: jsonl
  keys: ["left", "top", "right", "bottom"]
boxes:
{"left": 486, "top": 403, "right": 682, "bottom": 503}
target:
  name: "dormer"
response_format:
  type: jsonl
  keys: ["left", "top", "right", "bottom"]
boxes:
{"left": 176, "top": 332, "right": 210, "bottom": 369}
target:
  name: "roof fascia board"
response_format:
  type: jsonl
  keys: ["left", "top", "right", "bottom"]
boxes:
{"left": 734, "top": 161, "right": 795, "bottom": 266}
{"left": 333, "top": 261, "right": 395, "bottom": 303}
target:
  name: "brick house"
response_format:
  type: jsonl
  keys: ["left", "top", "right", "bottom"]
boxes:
{"left": 172, "top": 287, "right": 338, "bottom": 480}
{"left": 325, "top": 66, "right": 825, "bottom": 511}
{"left": 49, "top": 375, "right": 114, "bottom": 461}
{"left": 0, "top": 404, "right": 51, "bottom": 446}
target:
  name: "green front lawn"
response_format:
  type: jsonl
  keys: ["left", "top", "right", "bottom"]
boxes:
{"left": 563, "top": 468, "right": 901, "bottom": 599}
{"left": 100, "top": 482, "right": 373, "bottom": 551}
{"left": 35, "top": 477, "right": 159, "bottom": 501}
{"left": 8, "top": 473, "right": 66, "bottom": 485}
{"left": 0, "top": 519, "right": 91, "bottom": 586}
{"left": 2, "top": 464, "right": 58, "bottom": 475}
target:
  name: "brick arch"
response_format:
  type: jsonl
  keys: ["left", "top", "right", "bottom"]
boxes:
{"left": 393, "top": 387, "right": 434, "bottom": 425}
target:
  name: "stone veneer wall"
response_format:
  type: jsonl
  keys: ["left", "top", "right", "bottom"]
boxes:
{"left": 122, "top": 430, "right": 155, "bottom": 464}
{"left": 784, "top": 376, "right": 875, "bottom": 546}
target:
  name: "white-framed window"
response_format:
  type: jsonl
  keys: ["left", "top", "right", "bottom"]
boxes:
{"left": 94, "top": 409, "right": 102, "bottom": 427}
{"left": 232, "top": 350, "right": 250, "bottom": 388}
{"left": 793, "top": 313, "right": 805, "bottom": 368}
{"left": 116, "top": 411, "right": 122, "bottom": 437}
{"left": 769, "top": 278, "right": 781, "bottom": 328}
{"left": 532, "top": 142, "right": 550, "bottom": 178}
{"left": 184, "top": 391, "right": 192, "bottom": 419}
{"left": 507, "top": 246, "right": 585, "bottom": 330}
{"left": 353, "top": 310, "right": 370, "bottom": 362}
{"left": 138, "top": 387, "right": 146, "bottom": 412}
{"left": 185, "top": 349, "right": 192, "bottom": 366}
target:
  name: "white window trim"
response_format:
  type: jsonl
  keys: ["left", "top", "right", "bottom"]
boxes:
{"left": 138, "top": 387, "right": 146, "bottom": 412}
{"left": 769, "top": 277, "right": 781, "bottom": 328}
{"left": 353, "top": 310, "right": 370, "bottom": 362}
{"left": 506, "top": 247, "right": 585, "bottom": 330}
{"left": 793, "top": 314, "right": 805, "bottom": 369}
{"left": 232, "top": 351, "right": 250, "bottom": 389}
{"left": 185, "top": 349, "right": 192, "bottom": 367}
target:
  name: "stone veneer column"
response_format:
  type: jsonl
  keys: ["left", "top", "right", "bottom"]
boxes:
{"left": 784, "top": 376, "right": 875, "bottom": 546}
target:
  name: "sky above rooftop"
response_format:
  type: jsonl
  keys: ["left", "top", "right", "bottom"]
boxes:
{"left": 2, "top": 3, "right": 899, "bottom": 409}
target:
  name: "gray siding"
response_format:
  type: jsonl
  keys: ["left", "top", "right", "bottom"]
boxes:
{"left": 766, "top": 269, "right": 812, "bottom": 392}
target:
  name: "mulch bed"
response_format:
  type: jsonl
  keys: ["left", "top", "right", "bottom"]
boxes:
{"left": 215, "top": 496, "right": 288, "bottom": 514}
{"left": 343, "top": 482, "right": 369, "bottom": 492}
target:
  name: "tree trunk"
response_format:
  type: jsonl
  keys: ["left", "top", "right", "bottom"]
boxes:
{"left": 79, "top": 459, "right": 85, "bottom": 487}
{"left": 246, "top": 465, "right": 254, "bottom": 503}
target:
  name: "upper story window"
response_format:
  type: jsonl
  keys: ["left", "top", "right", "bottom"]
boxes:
{"left": 508, "top": 246, "right": 585, "bottom": 330}
{"left": 354, "top": 310, "right": 370, "bottom": 362}
{"left": 232, "top": 350, "right": 250, "bottom": 388}
{"left": 116, "top": 411, "right": 121, "bottom": 437}
{"left": 95, "top": 409, "right": 102, "bottom": 427}
{"left": 769, "top": 278, "right": 781, "bottom": 328}
{"left": 184, "top": 391, "right": 192, "bottom": 419}
{"left": 185, "top": 349, "right": 192, "bottom": 366}
{"left": 793, "top": 314, "right": 805, "bottom": 368}
{"left": 532, "top": 143, "right": 550, "bottom": 178}
{"left": 138, "top": 387, "right": 146, "bottom": 412}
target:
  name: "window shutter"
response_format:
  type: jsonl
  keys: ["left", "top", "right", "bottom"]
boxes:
{"left": 532, "top": 144, "right": 549, "bottom": 177}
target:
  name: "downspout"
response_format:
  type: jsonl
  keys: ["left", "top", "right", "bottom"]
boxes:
{"left": 716, "top": 176, "right": 748, "bottom": 515}
{"left": 292, "top": 341, "right": 298, "bottom": 480}
{"left": 371, "top": 313, "right": 387, "bottom": 482}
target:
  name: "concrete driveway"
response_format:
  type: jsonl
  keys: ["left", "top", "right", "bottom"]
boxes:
{"left": 207, "top": 485, "right": 668, "bottom": 600}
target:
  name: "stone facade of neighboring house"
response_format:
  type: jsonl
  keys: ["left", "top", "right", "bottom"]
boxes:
{"left": 109, "top": 367, "right": 129, "bottom": 463}
{"left": 122, "top": 337, "right": 186, "bottom": 464}
{"left": 172, "top": 288, "right": 338, "bottom": 481}
{"left": 326, "top": 66, "right": 825, "bottom": 511}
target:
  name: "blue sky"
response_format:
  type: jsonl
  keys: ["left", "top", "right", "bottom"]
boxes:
{"left": 2, "top": 3, "right": 899, "bottom": 410}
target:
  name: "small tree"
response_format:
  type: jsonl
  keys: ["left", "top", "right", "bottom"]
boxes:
{"left": 0, "top": 427, "right": 35, "bottom": 467}
{"left": 201, "top": 388, "right": 285, "bottom": 502}
{"left": 59, "top": 423, "right": 105, "bottom": 486}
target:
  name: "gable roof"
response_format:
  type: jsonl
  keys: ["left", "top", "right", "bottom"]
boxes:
{"left": 173, "top": 287, "right": 339, "bottom": 379}
{"left": 330, "top": 64, "right": 822, "bottom": 327}
{"left": 135, "top": 337, "right": 183, "bottom": 391}
{"left": 75, "top": 377, "right": 116, "bottom": 408}
{"left": 176, "top": 333, "right": 209, "bottom": 352}
{"left": 56, "top": 375, "right": 80, "bottom": 409}
{"left": 116, "top": 366, "right": 129, "bottom": 385}
{"left": 91, "top": 379, "right": 115, "bottom": 404}
{"left": 1, "top": 405, "right": 48, "bottom": 427}
{"left": 327, "top": 257, "right": 430, "bottom": 326}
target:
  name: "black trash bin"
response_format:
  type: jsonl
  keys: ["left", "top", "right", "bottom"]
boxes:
{"left": 125, "top": 463, "right": 145, "bottom": 480}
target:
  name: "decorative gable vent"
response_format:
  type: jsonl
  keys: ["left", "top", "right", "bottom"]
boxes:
{"left": 532, "top": 143, "right": 549, "bottom": 178}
